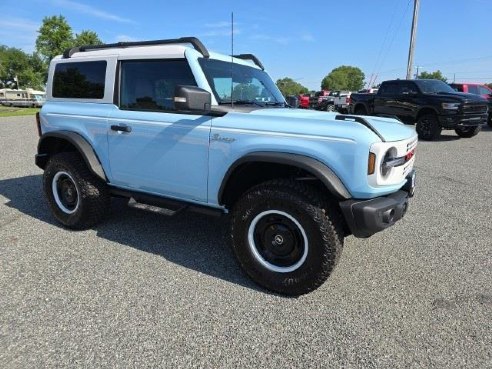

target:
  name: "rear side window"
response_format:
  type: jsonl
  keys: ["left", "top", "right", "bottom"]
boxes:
{"left": 450, "top": 84, "right": 464, "bottom": 92}
{"left": 467, "top": 85, "right": 479, "bottom": 95}
{"left": 379, "top": 83, "right": 398, "bottom": 96}
{"left": 53, "top": 61, "right": 106, "bottom": 98}
{"left": 478, "top": 86, "right": 491, "bottom": 95}
{"left": 119, "top": 59, "right": 197, "bottom": 112}
{"left": 400, "top": 82, "right": 418, "bottom": 95}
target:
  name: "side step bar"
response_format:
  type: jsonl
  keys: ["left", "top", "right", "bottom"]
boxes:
{"left": 128, "top": 198, "right": 181, "bottom": 216}
{"left": 110, "top": 188, "right": 225, "bottom": 217}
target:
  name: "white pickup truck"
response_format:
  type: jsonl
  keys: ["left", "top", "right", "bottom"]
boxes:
{"left": 334, "top": 91, "right": 352, "bottom": 113}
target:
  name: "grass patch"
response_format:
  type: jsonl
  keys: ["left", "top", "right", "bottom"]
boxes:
{"left": 0, "top": 106, "right": 40, "bottom": 117}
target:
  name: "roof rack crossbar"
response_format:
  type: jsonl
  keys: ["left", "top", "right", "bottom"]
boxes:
{"left": 232, "top": 54, "right": 265, "bottom": 70}
{"left": 63, "top": 37, "right": 210, "bottom": 59}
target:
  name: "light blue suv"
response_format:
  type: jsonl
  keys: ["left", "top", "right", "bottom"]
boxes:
{"left": 35, "top": 37, "right": 417, "bottom": 295}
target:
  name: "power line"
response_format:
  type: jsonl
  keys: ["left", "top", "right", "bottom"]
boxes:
{"left": 377, "top": 55, "right": 492, "bottom": 75}
{"left": 372, "top": 0, "right": 412, "bottom": 85}
{"left": 367, "top": 0, "right": 401, "bottom": 87}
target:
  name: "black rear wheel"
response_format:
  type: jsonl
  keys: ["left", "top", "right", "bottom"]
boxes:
{"left": 455, "top": 125, "right": 481, "bottom": 138}
{"left": 44, "top": 152, "right": 110, "bottom": 229}
{"left": 231, "top": 179, "right": 344, "bottom": 296}
{"left": 354, "top": 105, "right": 366, "bottom": 115}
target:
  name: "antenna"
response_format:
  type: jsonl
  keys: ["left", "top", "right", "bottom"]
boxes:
{"left": 231, "top": 11, "right": 234, "bottom": 109}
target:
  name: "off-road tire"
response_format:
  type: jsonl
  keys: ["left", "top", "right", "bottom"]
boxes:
{"left": 487, "top": 114, "right": 492, "bottom": 128}
{"left": 354, "top": 105, "right": 367, "bottom": 115}
{"left": 416, "top": 114, "right": 442, "bottom": 140}
{"left": 230, "top": 179, "right": 344, "bottom": 296}
{"left": 455, "top": 125, "right": 481, "bottom": 138}
{"left": 326, "top": 104, "right": 335, "bottom": 112}
{"left": 43, "top": 152, "right": 110, "bottom": 229}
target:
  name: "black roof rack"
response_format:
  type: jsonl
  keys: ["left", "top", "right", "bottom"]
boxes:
{"left": 63, "top": 37, "right": 210, "bottom": 59}
{"left": 232, "top": 54, "right": 265, "bottom": 70}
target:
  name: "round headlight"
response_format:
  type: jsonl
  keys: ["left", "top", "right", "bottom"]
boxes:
{"left": 381, "top": 147, "right": 397, "bottom": 178}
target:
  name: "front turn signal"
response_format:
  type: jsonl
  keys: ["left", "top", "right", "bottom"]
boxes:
{"left": 368, "top": 152, "right": 376, "bottom": 175}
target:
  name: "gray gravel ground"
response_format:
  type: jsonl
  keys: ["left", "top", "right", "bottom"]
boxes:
{"left": 1, "top": 115, "right": 491, "bottom": 368}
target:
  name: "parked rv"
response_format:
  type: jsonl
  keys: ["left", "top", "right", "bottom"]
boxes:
{"left": 0, "top": 88, "right": 46, "bottom": 107}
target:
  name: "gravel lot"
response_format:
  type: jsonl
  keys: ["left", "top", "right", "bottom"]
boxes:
{"left": 1, "top": 115, "right": 491, "bottom": 368}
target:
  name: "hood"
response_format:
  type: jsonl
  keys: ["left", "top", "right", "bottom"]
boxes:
{"left": 245, "top": 108, "right": 415, "bottom": 142}
{"left": 430, "top": 91, "right": 487, "bottom": 103}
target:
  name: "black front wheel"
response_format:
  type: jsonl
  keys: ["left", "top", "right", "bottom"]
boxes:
{"left": 488, "top": 114, "right": 492, "bottom": 128}
{"left": 416, "top": 114, "right": 442, "bottom": 141}
{"left": 231, "top": 179, "right": 344, "bottom": 296}
{"left": 455, "top": 125, "right": 481, "bottom": 138}
{"left": 326, "top": 104, "right": 335, "bottom": 112}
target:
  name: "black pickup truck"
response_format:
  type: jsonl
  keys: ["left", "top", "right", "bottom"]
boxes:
{"left": 349, "top": 79, "right": 488, "bottom": 140}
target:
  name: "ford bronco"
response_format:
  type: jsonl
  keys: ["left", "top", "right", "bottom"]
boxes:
{"left": 35, "top": 37, "right": 417, "bottom": 295}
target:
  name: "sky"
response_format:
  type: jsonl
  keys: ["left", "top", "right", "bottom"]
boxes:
{"left": 0, "top": 0, "right": 490, "bottom": 90}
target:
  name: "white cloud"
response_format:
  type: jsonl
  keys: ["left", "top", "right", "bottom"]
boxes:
{"left": 205, "top": 21, "right": 232, "bottom": 28}
{"left": 53, "top": 0, "right": 136, "bottom": 24}
{"left": 300, "top": 33, "right": 315, "bottom": 42}
{"left": 114, "top": 35, "right": 139, "bottom": 43}
{"left": 0, "top": 18, "right": 40, "bottom": 52}
{"left": 201, "top": 29, "right": 241, "bottom": 37}
{"left": 249, "top": 34, "right": 289, "bottom": 45}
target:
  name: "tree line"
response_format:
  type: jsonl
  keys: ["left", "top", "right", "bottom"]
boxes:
{"left": 276, "top": 67, "right": 492, "bottom": 97}
{"left": 0, "top": 15, "right": 102, "bottom": 90}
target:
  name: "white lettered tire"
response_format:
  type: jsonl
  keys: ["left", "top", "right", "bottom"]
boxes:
{"left": 44, "top": 152, "right": 110, "bottom": 229}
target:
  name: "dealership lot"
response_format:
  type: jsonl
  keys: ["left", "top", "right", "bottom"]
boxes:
{"left": 1, "top": 116, "right": 491, "bottom": 368}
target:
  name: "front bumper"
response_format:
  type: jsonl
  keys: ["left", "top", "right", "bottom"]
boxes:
{"left": 339, "top": 171, "right": 415, "bottom": 238}
{"left": 438, "top": 113, "right": 488, "bottom": 129}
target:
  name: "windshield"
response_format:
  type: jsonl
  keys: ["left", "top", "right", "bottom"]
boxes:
{"left": 198, "top": 58, "right": 285, "bottom": 106}
{"left": 415, "top": 80, "right": 455, "bottom": 94}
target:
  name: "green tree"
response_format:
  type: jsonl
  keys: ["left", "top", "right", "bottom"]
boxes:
{"left": 418, "top": 70, "right": 447, "bottom": 82}
{"left": 232, "top": 84, "right": 260, "bottom": 100}
{"left": 74, "top": 30, "right": 103, "bottom": 47}
{"left": 276, "top": 77, "right": 309, "bottom": 97}
{"left": 486, "top": 83, "right": 492, "bottom": 89}
{"left": 0, "top": 46, "right": 45, "bottom": 89}
{"left": 36, "top": 15, "right": 73, "bottom": 62}
{"left": 321, "top": 66, "right": 365, "bottom": 91}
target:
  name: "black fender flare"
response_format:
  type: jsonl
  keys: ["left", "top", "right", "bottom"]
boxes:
{"left": 218, "top": 152, "right": 352, "bottom": 203}
{"left": 416, "top": 106, "right": 439, "bottom": 120}
{"left": 36, "top": 131, "right": 107, "bottom": 181}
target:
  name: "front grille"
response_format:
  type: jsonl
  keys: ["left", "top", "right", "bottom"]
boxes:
{"left": 406, "top": 137, "right": 418, "bottom": 152}
{"left": 462, "top": 104, "right": 488, "bottom": 115}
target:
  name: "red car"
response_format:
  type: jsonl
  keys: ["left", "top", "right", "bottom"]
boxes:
{"left": 298, "top": 93, "right": 310, "bottom": 109}
{"left": 450, "top": 83, "right": 492, "bottom": 127}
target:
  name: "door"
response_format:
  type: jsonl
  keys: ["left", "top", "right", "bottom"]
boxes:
{"left": 394, "top": 81, "right": 420, "bottom": 119}
{"left": 373, "top": 83, "right": 399, "bottom": 116}
{"left": 107, "top": 59, "right": 211, "bottom": 203}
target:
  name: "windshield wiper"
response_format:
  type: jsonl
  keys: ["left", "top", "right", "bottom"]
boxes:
{"left": 219, "top": 100, "right": 264, "bottom": 107}
{"left": 264, "top": 101, "right": 286, "bottom": 107}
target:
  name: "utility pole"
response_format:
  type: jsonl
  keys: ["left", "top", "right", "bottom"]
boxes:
{"left": 406, "top": 0, "right": 420, "bottom": 80}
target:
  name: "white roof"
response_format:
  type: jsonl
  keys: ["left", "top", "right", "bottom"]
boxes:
{"left": 55, "top": 44, "right": 187, "bottom": 60}
{"left": 53, "top": 42, "right": 262, "bottom": 69}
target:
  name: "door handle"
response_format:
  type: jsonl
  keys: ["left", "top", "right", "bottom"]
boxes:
{"left": 111, "top": 124, "right": 132, "bottom": 133}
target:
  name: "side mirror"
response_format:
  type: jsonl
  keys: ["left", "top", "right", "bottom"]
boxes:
{"left": 174, "top": 85, "right": 211, "bottom": 112}
{"left": 285, "top": 95, "right": 299, "bottom": 108}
